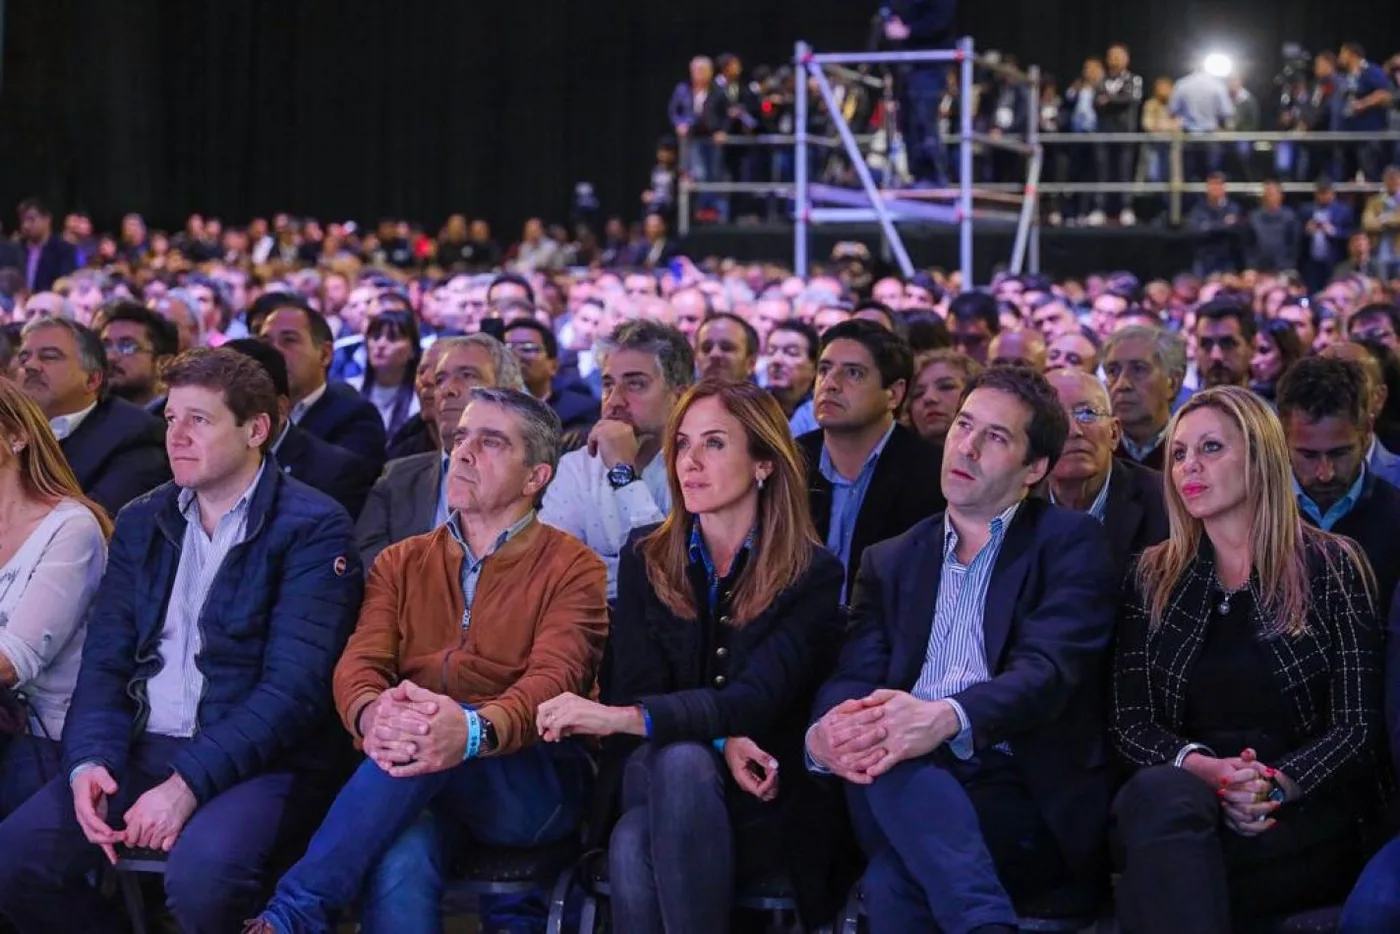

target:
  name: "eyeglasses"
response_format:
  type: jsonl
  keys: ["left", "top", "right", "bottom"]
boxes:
{"left": 1069, "top": 405, "right": 1110, "bottom": 426}
{"left": 507, "top": 341, "right": 545, "bottom": 358}
{"left": 102, "top": 338, "right": 153, "bottom": 358}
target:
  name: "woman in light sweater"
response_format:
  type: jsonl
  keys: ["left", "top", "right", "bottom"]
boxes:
{"left": 0, "top": 381, "right": 111, "bottom": 817}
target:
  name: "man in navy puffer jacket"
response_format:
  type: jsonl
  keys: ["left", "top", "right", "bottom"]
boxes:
{"left": 0, "top": 347, "right": 364, "bottom": 934}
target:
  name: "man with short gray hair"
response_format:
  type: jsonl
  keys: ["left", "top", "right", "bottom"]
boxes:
{"left": 250, "top": 386, "right": 607, "bottom": 934}
{"left": 356, "top": 333, "right": 524, "bottom": 570}
{"left": 1102, "top": 325, "right": 1188, "bottom": 471}
{"left": 539, "top": 320, "right": 695, "bottom": 598}
{"left": 15, "top": 316, "right": 168, "bottom": 514}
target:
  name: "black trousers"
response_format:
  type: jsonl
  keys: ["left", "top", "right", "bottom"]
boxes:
{"left": 1112, "top": 764, "right": 1370, "bottom": 934}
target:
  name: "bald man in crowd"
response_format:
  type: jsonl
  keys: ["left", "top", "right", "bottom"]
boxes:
{"left": 987, "top": 328, "right": 1048, "bottom": 371}
{"left": 1045, "top": 367, "right": 1169, "bottom": 583}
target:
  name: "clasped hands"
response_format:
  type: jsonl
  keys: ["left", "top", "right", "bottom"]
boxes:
{"left": 360, "top": 680, "right": 468, "bottom": 778}
{"left": 807, "top": 690, "right": 962, "bottom": 784}
{"left": 1184, "top": 747, "right": 1296, "bottom": 837}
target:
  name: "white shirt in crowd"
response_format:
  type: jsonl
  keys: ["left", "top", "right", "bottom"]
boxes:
{"left": 538, "top": 449, "right": 670, "bottom": 600}
{"left": 48, "top": 401, "right": 99, "bottom": 442}
{"left": 0, "top": 499, "right": 108, "bottom": 739}
{"left": 289, "top": 382, "right": 328, "bottom": 425}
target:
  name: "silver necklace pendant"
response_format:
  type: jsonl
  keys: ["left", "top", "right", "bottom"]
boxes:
{"left": 1218, "top": 594, "right": 1233, "bottom": 615}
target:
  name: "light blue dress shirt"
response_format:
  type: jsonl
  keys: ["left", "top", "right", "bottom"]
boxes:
{"left": 1050, "top": 467, "right": 1114, "bottom": 524}
{"left": 444, "top": 509, "right": 535, "bottom": 633}
{"left": 1293, "top": 464, "right": 1367, "bottom": 531}
{"left": 912, "top": 500, "right": 1024, "bottom": 759}
{"left": 819, "top": 423, "right": 896, "bottom": 601}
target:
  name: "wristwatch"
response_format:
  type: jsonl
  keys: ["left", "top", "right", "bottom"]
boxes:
{"left": 607, "top": 463, "right": 638, "bottom": 490}
{"left": 480, "top": 717, "right": 499, "bottom": 754}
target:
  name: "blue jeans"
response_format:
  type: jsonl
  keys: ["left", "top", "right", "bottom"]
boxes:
{"left": 609, "top": 742, "right": 734, "bottom": 934}
{"left": 259, "top": 740, "right": 591, "bottom": 934}
{"left": 901, "top": 64, "right": 948, "bottom": 185}
{"left": 0, "top": 733, "right": 61, "bottom": 819}
{"left": 1340, "top": 834, "right": 1400, "bottom": 933}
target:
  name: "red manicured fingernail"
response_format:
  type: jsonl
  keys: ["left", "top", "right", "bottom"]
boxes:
{"left": 1265, "top": 768, "right": 1275, "bottom": 777}
{"left": 1219, "top": 777, "right": 1229, "bottom": 785}
{"left": 1216, "top": 789, "right": 1225, "bottom": 797}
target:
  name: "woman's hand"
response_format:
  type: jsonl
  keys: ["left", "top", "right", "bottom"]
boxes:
{"left": 536, "top": 693, "right": 643, "bottom": 741}
{"left": 724, "top": 737, "right": 779, "bottom": 802}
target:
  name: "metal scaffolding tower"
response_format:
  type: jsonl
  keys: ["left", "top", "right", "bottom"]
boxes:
{"left": 793, "top": 37, "right": 1043, "bottom": 286}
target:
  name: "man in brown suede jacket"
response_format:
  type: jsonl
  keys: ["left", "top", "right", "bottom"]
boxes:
{"left": 249, "top": 388, "right": 608, "bottom": 934}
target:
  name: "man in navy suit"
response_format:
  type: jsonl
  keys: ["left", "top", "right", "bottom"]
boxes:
{"left": 225, "top": 339, "right": 375, "bottom": 520}
{"left": 1299, "top": 178, "right": 1355, "bottom": 293}
{"left": 806, "top": 366, "right": 1117, "bottom": 934}
{"left": 16, "top": 317, "right": 170, "bottom": 516}
{"left": 15, "top": 198, "right": 78, "bottom": 293}
{"left": 256, "top": 293, "right": 385, "bottom": 471}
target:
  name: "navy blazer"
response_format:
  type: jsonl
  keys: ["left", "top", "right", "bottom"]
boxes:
{"left": 61, "top": 395, "right": 171, "bottom": 518}
{"left": 812, "top": 498, "right": 1117, "bottom": 875}
{"left": 24, "top": 236, "right": 79, "bottom": 292}
{"left": 61, "top": 463, "right": 364, "bottom": 803}
{"left": 1099, "top": 458, "right": 1171, "bottom": 585}
{"left": 298, "top": 380, "right": 387, "bottom": 467}
{"left": 276, "top": 423, "right": 375, "bottom": 521}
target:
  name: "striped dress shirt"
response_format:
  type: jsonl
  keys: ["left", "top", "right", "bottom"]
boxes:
{"left": 912, "top": 500, "right": 1022, "bottom": 758}
{"left": 145, "top": 463, "right": 265, "bottom": 738}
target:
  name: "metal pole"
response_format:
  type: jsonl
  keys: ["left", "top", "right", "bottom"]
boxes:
{"left": 794, "top": 41, "right": 810, "bottom": 277}
{"left": 1029, "top": 65, "right": 1042, "bottom": 274}
{"left": 958, "top": 36, "right": 974, "bottom": 290}
{"left": 807, "top": 56, "right": 916, "bottom": 277}
{"left": 1010, "top": 66, "right": 1042, "bottom": 275}
{"left": 678, "top": 135, "right": 691, "bottom": 238}
{"left": 1169, "top": 136, "right": 1183, "bottom": 226}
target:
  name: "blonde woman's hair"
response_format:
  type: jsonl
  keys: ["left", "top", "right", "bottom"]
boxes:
{"left": 0, "top": 381, "right": 114, "bottom": 538}
{"left": 1136, "top": 385, "right": 1371, "bottom": 635}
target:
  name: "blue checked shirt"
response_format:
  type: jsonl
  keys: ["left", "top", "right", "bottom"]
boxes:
{"left": 912, "top": 500, "right": 1023, "bottom": 758}
{"left": 445, "top": 509, "right": 535, "bottom": 633}
{"left": 688, "top": 520, "right": 756, "bottom": 615}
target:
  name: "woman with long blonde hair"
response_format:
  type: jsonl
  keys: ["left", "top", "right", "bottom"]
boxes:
{"left": 0, "top": 380, "right": 110, "bottom": 817}
{"left": 1109, "top": 386, "right": 1384, "bottom": 933}
{"left": 536, "top": 378, "right": 851, "bottom": 932}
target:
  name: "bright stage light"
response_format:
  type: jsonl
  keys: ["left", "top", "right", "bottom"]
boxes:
{"left": 1202, "top": 52, "right": 1233, "bottom": 78}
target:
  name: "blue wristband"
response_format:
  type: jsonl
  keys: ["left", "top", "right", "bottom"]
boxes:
{"left": 639, "top": 705, "right": 654, "bottom": 738}
{"left": 462, "top": 707, "right": 482, "bottom": 760}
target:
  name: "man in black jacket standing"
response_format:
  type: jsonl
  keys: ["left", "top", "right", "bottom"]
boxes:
{"left": 884, "top": 0, "right": 957, "bottom": 188}
{"left": 798, "top": 320, "right": 944, "bottom": 601}
{"left": 1095, "top": 44, "right": 1144, "bottom": 226}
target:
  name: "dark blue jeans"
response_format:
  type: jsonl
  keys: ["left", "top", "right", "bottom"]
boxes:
{"left": 609, "top": 742, "right": 734, "bottom": 934}
{"left": 1340, "top": 833, "right": 1400, "bottom": 933}
{"left": 0, "top": 733, "right": 303, "bottom": 934}
{"left": 0, "top": 733, "right": 62, "bottom": 819}
{"left": 901, "top": 64, "right": 948, "bottom": 186}
{"left": 259, "top": 739, "right": 591, "bottom": 934}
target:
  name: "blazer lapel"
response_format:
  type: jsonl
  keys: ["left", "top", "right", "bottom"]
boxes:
{"left": 892, "top": 520, "right": 946, "bottom": 688}
{"left": 1104, "top": 468, "right": 1144, "bottom": 561}
{"left": 981, "top": 505, "right": 1038, "bottom": 669}
{"left": 850, "top": 428, "right": 907, "bottom": 553}
{"left": 407, "top": 455, "right": 443, "bottom": 537}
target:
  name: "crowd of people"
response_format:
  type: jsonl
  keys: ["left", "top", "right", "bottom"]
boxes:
{"left": 7, "top": 179, "right": 1400, "bottom": 934}
{"left": 658, "top": 36, "right": 1400, "bottom": 232}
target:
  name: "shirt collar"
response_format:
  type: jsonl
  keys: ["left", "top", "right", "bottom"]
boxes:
{"left": 270, "top": 421, "right": 292, "bottom": 456}
{"left": 943, "top": 499, "right": 1024, "bottom": 561}
{"left": 688, "top": 518, "right": 758, "bottom": 576}
{"left": 1293, "top": 463, "right": 1368, "bottom": 529}
{"left": 1367, "top": 435, "right": 1379, "bottom": 463}
{"left": 178, "top": 459, "right": 267, "bottom": 524}
{"left": 447, "top": 508, "right": 536, "bottom": 564}
{"left": 1120, "top": 426, "right": 1168, "bottom": 464}
{"left": 48, "top": 400, "right": 99, "bottom": 442}
{"left": 819, "top": 421, "right": 896, "bottom": 485}
{"left": 290, "top": 382, "right": 329, "bottom": 423}
{"left": 1049, "top": 464, "right": 1114, "bottom": 524}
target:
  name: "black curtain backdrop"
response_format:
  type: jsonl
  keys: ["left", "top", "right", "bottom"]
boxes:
{"left": 1, "top": 0, "right": 1397, "bottom": 241}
